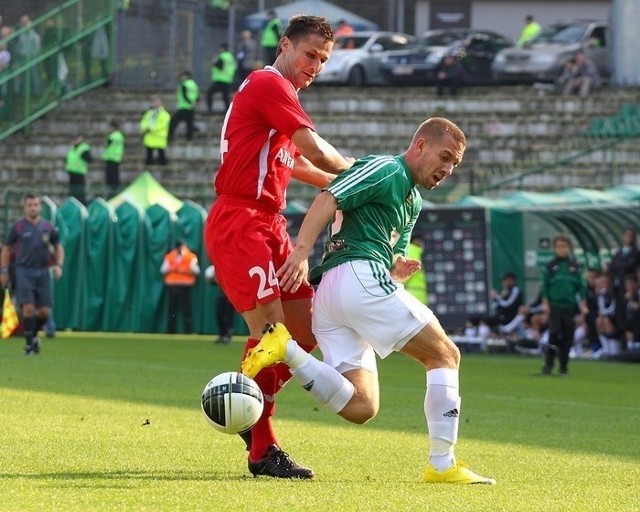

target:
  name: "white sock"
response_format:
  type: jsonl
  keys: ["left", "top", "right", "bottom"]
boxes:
{"left": 425, "top": 368, "right": 460, "bottom": 471}
{"left": 286, "top": 340, "right": 354, "bottom": 413}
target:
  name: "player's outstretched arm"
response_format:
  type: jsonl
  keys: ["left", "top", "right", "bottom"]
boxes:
{"left": 292, "top": 155, "right": 336, "bottom": 189}
{"left": 278, "top": 191, "right": 338, "bottom": 293}
{"left": 291, "top": 127, "right": 354, "bottom": 175}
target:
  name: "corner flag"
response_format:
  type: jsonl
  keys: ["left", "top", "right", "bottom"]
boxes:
{"left": 1, "top": 289, "right": 19, "bottom": 339}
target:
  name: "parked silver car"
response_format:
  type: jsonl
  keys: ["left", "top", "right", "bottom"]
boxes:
{"left": 315, "top": 31, "right": 415, "bottom": 86}
{"left": 491, "top": 20, "right": 610, "bottom": 83}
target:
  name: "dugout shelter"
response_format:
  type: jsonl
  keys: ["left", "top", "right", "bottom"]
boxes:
{"left": 41, "top": 172, "right": 244, "bottom": 335}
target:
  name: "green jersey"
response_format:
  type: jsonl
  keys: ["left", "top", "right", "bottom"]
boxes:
{"left": 542, "top": 256, "right": 586, "bottom": 309}
{"left": 310, "top": 154, "right": 422, "bottom": 282}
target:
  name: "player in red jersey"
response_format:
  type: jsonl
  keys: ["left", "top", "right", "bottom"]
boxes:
{"left": 204, "top": 15, "right": 354, "bottom": 478}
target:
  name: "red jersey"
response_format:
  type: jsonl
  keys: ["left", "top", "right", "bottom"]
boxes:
{"left": 214, "top": 67, "right": 315, "bottom": 212}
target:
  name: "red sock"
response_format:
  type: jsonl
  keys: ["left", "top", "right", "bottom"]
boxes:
{"left": 243, "top": 338, "right": 279, "bottom": 461}
{"left": 245, "top": 339, "right": 316, "bottom": 461}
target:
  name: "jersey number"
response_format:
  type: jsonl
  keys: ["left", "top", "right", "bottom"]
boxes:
{"left": 249, "top": 262, "right": 278, "bottom": 299}
{"left": 219, "top": 103, "right": 233, "bottom": 164}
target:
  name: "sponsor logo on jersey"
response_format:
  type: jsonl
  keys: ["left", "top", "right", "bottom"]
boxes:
{"left": 275, "top": 147, "right": 294, "bottom": 169}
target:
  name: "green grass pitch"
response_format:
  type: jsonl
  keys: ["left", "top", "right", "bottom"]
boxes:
{"left": 1, "top": 332, "right": 638, "bottom": 512}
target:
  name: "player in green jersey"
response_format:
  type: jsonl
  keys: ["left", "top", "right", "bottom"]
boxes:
{"left": 242, "top": 117, "right": 496, "bottom": 484}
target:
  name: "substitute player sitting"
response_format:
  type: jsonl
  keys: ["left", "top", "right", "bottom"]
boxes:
{"left": 204, "top": 15, "right": 354, "bottom": 478}
{"left": 242, "top": 118, "right": 496, "bottom": 484}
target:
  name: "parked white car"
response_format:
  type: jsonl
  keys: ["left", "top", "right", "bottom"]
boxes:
{"left": 315, "top": 31, "right": 415, "bottom": 86}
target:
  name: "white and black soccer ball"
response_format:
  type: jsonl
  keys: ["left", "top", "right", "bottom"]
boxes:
{"left": 201, "top": 371, "right": 264, "bottom": 435}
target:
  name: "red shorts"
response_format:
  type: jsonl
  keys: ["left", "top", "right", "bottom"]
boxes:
{"left": 204, "top": 196, "right": 314, "bottom": 312}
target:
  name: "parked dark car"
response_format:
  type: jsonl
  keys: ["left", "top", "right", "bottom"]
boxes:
{"left": 380, "top": 28, "right": 513, "bottom": 85}
{"left": 315, "top": 31, "right": 415, "bottom": 86}
{"left": 491, "top": 20, "right": 610, "bottom": 83}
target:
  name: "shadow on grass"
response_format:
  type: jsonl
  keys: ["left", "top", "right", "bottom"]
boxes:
{"left": 1, "top": 336, "right": 639, "bottom": 462}
{"left": 0, "top": 470, "right": 259, "bottom": 483}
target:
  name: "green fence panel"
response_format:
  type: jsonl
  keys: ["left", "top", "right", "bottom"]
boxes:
{"left": 85, "top": 199, "right": 116, "bottom": 330}
{"left": 54, "top": 197, "right": 88, "bottom": 330}
{"left": 137, "top": 204, "right": 176, "bottom": 333}
{"left": 488, "top": 209, "right": 524, "bottom": 292}
{"left": 109, "top": 200, "right": 144, "bottom": 331}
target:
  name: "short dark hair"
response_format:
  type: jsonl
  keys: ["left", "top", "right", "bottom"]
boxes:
{"left": 283, "top": 15, "right": 334, "bottom": 45}
{"left": 23, "top": 192, "right": 39, "bottom": 202}
{"left": 502, "top": 271, "right": 517, "bottom": 281}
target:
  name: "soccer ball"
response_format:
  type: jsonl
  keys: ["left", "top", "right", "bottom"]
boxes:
{"left": 201, "top": 371, "right": 264, "bottom": 434}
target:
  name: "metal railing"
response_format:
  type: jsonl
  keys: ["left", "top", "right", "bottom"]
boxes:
{"left": 0, "top": 0, "right": 115, "bottom": 142}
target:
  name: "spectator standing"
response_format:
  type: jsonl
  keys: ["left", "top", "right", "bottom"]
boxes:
{"left": 260, "top": 10, "right": 282, "bottom": 65}
{"left": 1, "top": 25, "right": 16, "bottom": 66}
{"left": 207, "top": 43, "right": 236, "bottom": 115}
{"left": 102, "top": 119, "right": 124, "bottom": 195}
{"left": 541, "top": 234, "right": 588, "bottom": 375}
{"left": 556, "top": 52, "right": 601, "bottom": 98}
{"left": 620, "top": 274, "right": 640, "bottom": 351}
{"left": 334, "top": 19, "right": 354, "bottom": 37}
{"left": 235, "top": 30, "right": 258, "bottom": 85}
{"left": 517, "top": 15, "right": 541, "bottom": 47}
{"left": 16, "top": 15, "right": 41, "bottom": 95}
{"left": 584, "top": 267, "right": 601, "bottom": 352}
{"left": 0, "top": 30, "right": 10, "bottom": 93}
{"left": 606, "top": 229, "right": 640, "bottom": 295}
{"left": 435, "top": 55, "right": 465, "bottom": 97}
{"left": 204, "top": 264, "right": 236, "bottom": 344}
{"left": 0, "top": 193, "right": 64, "bottom": 355}
{"left": 41, "top": 18, "right": 59, "bottom": 83}
{"left": 92, "top": 26, "right": 109, "bottom": 82}
{"left": 65, "top": 134, "right": 92, "bottom": 204}
{"left": 140, "top": 96, "right": 170, "bottom": 165}
{"left": 0, "top": 39, "right": 9, "bottom": 69}
{"left": 169, "top": 70, "right": 199, "bottom": 141}
{"left": 0, "top": 26, "right": 13, "bottom": 120}
{"left": 161, "top": 241, "right": 200, "bottom": 334}
{"left": 594, "top": 274, "right": 620, "bottom": 357}
{"left": 82, "top": 25, "right": 109, "bottom": 84}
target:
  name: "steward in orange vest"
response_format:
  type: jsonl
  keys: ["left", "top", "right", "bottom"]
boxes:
{"left": 160, "top": 241, "right": 200, "bottom": 333}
